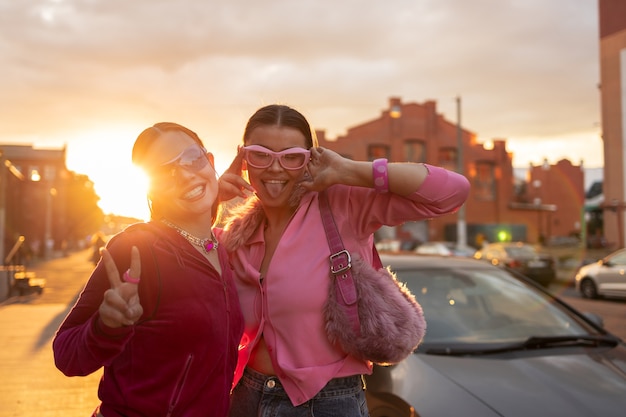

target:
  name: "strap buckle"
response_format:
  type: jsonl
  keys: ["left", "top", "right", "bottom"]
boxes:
{"left": 330, "top": 250, "right": 352, "bottom": 274}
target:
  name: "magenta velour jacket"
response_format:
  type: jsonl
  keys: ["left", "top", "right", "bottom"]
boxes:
{"left": 53, "top": 222, "right": 244, "bottom": 417}
{"left": 219, "top": 164, "right": 470, "bottom": 406}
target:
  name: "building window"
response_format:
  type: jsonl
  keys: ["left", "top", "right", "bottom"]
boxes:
{"left": 29, "top": 166, "right": 41, "bottom": 182}
{"left": 438, "top": 147, "right": 457, "bottom": 171}
{"left": 404, "top": 140, "right": 425, "bottom": 162}
{"left": 474, "top": 162, "right": 496, "bottom": 201}
{"left": 44, "top": 165, "right": 57, "bottom": 181}
{"left": 368, "top": 145, "right": 390, "bottom": 161}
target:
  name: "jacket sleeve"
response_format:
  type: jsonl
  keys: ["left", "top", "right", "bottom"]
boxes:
{"left": 406, "top": 164, "right": 470, "bottom": 215}
{"left": 327, "top": 164, "right": 470, "bottom": 239}
{"left": 52, "top": 235, "right": 136, "bottom": 377}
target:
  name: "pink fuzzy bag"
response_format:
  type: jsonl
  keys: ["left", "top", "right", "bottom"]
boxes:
{"left": 319, "top": 191, "right": 426, "bottom": 365}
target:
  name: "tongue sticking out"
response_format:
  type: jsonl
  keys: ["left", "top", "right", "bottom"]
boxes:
{"left": 264, "top": 181, "right": 285, "bottom": 198}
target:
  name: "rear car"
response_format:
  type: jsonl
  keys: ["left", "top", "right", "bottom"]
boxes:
{"left": 575, "top": 248, "right": 626, "bottom": 299}
{"left": 415, "top": 241, "right": 476, "bottom": 257}
{"left": 473, "top": 242, "right": 556, "bottom": 286}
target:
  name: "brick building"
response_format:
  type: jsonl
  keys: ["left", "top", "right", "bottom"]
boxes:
{"left": 0, "top": 145, "right": 69, "bottom": 260}
{"left": 317, "top": 97, "right": 585, "bottom": 248}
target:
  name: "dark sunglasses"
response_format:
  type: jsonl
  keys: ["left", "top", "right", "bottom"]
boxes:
{"left": 243, "top": 145, "right": 311, "bottom": 170}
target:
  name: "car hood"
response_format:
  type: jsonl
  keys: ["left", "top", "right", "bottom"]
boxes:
{"left": 577, "top": 261, "right": 601, "bottom": 276}
{"left": 368, "top": 348, "right": 626, "bottom": 417}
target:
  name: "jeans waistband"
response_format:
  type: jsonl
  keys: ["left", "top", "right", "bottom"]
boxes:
{"left": 241, "top": 367, "right": 365, "bottom": 398}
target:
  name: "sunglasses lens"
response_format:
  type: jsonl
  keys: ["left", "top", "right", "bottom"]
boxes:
{"left": 150, "top": 145, "right": 208, "bottom": 188}
{"left": 246, "top": 150, "right": 273, "bottom": 168}
{"left": 178, "top": 146, "right": 208, "bottom": 172}
{"left": 281, "top": 153, "right": 307, "bottom": 169}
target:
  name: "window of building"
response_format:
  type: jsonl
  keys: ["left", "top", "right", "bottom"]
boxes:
{"left": 404, "top": 140, "right": 425, "bottom": 162}
{"left": 29, "top": 166, "right": 41, "bottom": 182}
{"left": 44, "top": 165, "right": 57, "bottom": 181}
{"left": 368, "top": 145, "right": 390, "bottom": 161}
{"left": 474, "top": 161, "right": 496, "bottom": 201}
{"left": 438, "top": 147, "right": 457, "bottom": 171}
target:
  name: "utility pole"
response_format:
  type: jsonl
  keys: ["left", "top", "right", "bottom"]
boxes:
{"left": 456, "top": 96, "right": 468, "bottom": 250}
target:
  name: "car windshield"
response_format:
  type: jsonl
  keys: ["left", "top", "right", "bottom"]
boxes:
{"left": 396, "top": 265, "right": 603, "bottom": 352}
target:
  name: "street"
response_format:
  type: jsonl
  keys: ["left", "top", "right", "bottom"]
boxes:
{"left": 0, "top": 249, "right": 101, "bottom": 417}
{"left": 0, "top": 250, "right": 625, "bottom": 417}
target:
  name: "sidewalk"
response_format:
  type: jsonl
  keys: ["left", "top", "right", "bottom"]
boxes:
{"left": 0, "top": 249, "right": 102, "bottom": 417}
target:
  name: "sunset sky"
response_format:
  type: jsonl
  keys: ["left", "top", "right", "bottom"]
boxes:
{"left": 0, "top": 0, "right": 603, "bottom": 220}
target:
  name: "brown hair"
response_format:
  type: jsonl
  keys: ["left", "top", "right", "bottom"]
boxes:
{"left": 242, "top": 104, "right": 318, "bottom": 149}
{"left": 132, "top": 122, "right": 205, "bottom": 169}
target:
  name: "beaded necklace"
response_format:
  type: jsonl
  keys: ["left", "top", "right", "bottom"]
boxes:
{"left": 161, "top": 219, "right": 218, "bottom": 253}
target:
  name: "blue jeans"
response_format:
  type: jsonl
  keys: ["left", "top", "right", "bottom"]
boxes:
{"left": 229, "top": 367, "right": 370, "bottom": 417}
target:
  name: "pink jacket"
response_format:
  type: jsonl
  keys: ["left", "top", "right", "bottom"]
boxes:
{"left": 219, "top": 164, "right": 469, "bottom": 406}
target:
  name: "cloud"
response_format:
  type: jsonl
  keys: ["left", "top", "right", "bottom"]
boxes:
{"left": 0, "top": 0, "right": 602, "bottom": 169}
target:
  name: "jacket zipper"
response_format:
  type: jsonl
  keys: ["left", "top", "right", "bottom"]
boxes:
{"left": 166, "top": 354, "right": 194, "bottom": 417}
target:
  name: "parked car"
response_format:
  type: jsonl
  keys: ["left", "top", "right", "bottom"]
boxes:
{"left": 575, "top": 248, "right": 626, "bottom": 299}
{"left": 415, "top": 241, "right": 476, "bottom": 257}
{"left": 365, "top": 253, "right": 626, "bottom": 417}
{"left": 473, "top": 242, "right": 556, "bottom": 286}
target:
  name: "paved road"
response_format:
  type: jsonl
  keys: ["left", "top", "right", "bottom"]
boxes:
{"left": 1, "top": 251, "right": 625, "bottom": 417}
{"left": 0, "top": 249, "right": 101, "bottom": 417}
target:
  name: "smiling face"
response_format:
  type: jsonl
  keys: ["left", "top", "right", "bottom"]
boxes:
{"left": 244, "top": 125, "right": 309, "bottom": 209}
{"left": 141, "top": 129, "right": 218, "bottom": 223}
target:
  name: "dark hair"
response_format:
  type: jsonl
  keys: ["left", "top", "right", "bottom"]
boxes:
{"left": 132, "top": 122, "right": 205, "bottom": 169}
{"left": 243, "top": 104, "right": 318, "bottom": 149}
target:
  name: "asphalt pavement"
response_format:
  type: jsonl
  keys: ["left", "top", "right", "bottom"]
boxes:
{"left": 0, "top": 248, "right": 101, "bottom": 417}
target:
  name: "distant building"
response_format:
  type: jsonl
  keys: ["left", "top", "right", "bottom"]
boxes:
{"left": 0, "top": 145, "right": 75, "bottom": 261}
{"left": 598, "top": 0, "right": 626, "bottom": 248}
{"left": 317, "top": 97, "right": 585, "bottom": 248}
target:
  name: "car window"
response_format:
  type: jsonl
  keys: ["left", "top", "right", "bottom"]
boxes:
{"left": 394, "top": 266, "right": 595, "bottom": 345}
{"left": 608, "top": 251, "right": 626, "bottom": 265}
{"left": 505, "top": 245, "right": 536, "bottom": 257}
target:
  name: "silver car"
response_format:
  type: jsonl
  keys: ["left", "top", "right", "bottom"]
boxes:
{"left": 365, "top": 253, "right": 626, "bottom": 417}
{"left": 575, "top": 248, "right": 626, "bottom": 299}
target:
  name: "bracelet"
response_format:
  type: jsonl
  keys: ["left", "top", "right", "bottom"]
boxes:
{"left": 372, "top": 158, "right": 389, "bottom": 193}
{"left": 123, "top": 269, "right": 140, "bottom": 284}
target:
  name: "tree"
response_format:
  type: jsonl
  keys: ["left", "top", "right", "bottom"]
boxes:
{"left": 63, "top": 172, "right": 104, "bottom": 244}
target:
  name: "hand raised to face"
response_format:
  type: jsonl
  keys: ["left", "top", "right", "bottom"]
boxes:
{"left": 218, "top": 146, "right": 254, "bottom": 201}
{"left": 297, "top": 147, "right": 346, "bottom": 192}
{"left": 98, "top": 246, "right": 143, "bottom": 328}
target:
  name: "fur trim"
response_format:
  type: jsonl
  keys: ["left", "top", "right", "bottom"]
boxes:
{"left": 220, "top": 186, "right": 308, "bottom": 252}
{"left": 220, "top": 197, "right": 266, "bottom": 252}
{"left": 324, "top": 254, "right": 426, "bottom": 365}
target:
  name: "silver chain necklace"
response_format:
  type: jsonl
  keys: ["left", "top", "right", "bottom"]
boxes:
{"left": 161, "top": 219, "right": 218, "bottom": 253}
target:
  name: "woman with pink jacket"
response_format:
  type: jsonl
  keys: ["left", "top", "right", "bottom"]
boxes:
{"left": 219, "top": 104, "right": 470, "bottom": 416}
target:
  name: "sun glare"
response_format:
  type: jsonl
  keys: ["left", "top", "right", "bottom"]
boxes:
{"left": 63, "top": 128, "right": 240, "bottom": 222}
{"left": 64, "top": 127, "right": 151, "bottom": 221}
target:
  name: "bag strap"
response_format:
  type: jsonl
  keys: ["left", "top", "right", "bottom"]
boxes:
{"left": 318, "top": 190, "right": 361, "bottom": 336}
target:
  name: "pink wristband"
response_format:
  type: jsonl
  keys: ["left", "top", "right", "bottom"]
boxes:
{"left": 123, "top": 269, "right": 140, "bottom": 284}
{"left": 372, "top": 158, "right": 389, "bottom": 193}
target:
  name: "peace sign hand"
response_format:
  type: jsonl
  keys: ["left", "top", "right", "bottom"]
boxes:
{"left": 98, "top": 246, "right": 143, "bottom": 328}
